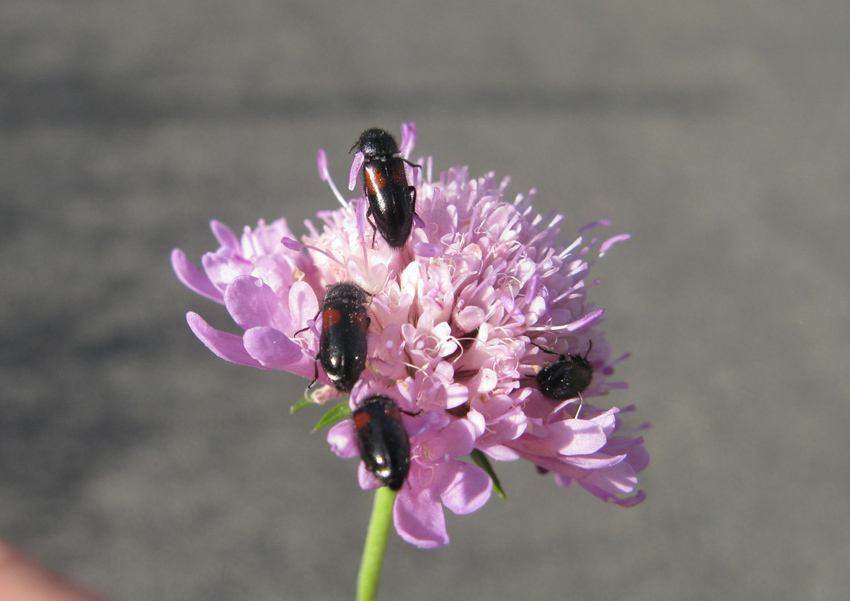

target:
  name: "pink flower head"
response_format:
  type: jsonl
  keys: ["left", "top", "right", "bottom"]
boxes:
{"left": 173, "top": 123, "right": 649, "bottom": 548}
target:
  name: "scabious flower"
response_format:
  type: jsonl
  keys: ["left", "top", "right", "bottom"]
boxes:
{"left": 172, "top": 123, "right": 649, "bottom": 549}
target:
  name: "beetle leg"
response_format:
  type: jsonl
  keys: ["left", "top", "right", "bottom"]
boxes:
{"left": 365, "top": 210, "right": 378, "bottom": 248}
{"left": 530, "top": 341, "right": 566, "bottom": 361}
{"left": 573, "top": 394, "right": 584, "bottom": 420}
{"left": 306, "top": 357, "right": 319, "bottom": 389}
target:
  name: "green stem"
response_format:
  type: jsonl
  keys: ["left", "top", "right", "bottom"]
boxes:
{"left": 356, "top": 486, "right": 397, "bottom": 601}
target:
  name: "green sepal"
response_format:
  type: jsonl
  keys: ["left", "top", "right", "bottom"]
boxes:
{"left": 470, "top": 448, "right": 507, "bottom": 501}
{"left": 313, "top": 401, "right": 353, "bottom": 431}
{"left": 290, "top": 397, "right": 314, "bottom": 413}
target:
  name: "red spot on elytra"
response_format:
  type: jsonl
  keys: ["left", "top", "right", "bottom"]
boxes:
{"left": 354, "top": 411, "right": 372, "bottom": 431}
{"left": 323, "top": 308, "right": 342, "bottom": 329}
{"left": 366, "top": 169, "right": 387, "bottom": 191}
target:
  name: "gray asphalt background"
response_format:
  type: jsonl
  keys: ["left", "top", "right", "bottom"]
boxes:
{"left": 2, "top": 2, "right": 849, "bottom": 600}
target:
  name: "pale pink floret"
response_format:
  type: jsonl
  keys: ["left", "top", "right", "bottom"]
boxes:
{"left": 173, "top": 123, "right": 648, "bottom": 547}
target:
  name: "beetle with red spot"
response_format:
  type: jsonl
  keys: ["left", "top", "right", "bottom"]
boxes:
{"left": 309, "top": 282, "right": 370, "bottom": 392}
{"left": 353, "top": 395, "right": 412, "bottom": 491}
{"left": 351, "top": 128, "right": 419, "bottom": 249}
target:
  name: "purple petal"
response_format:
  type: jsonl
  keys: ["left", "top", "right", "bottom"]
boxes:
{"left": 566, "top": 307, "right": 604, "bottom": 332}
{"left": 243, "top": 326, "right": 313, "bottom": 376}
{"left": 288, "top": 281, "right": 320, "bottom": 333}
{"left": 394, "top": 475, "right": 449, "bottom": 548}
{"left": 171, "top": 249, "right": 224, "bottom": 303}
{"left": 444, "top": 383, "right": 469, "bottom": 410}
{"left": 413, "top": 242, "right": 443, "bottom": 257}
{"left": 584, "top": 459, "right": 637, "bottom": 494}
{"left": 210, "top": 220, "right": 241, "bottom": 252}
{"left": 224, "top": 275, "right": 285, "bottom": 331}
{"left": 478, "top": 445, "right": 521, "bottom": 461}
{"left": 281, "top": 237, "right": 302, "bottom": 252}
{"left": 349, "top": 153, "right": 363, "bottom": 191}
{"left": 563, "top": 452, "right": 626, "bottom": 470}
{"left": 355, "top": 197, "right": 369, "bottom": 240}
{"left": 590, "top": 408, "right": 619, "bottom": 436}
{"left": 317, "top": 149, "right": 330, "bottom": 182}
{"left": 328, "top": 420, "right": 359, "bottom": 459}
{"left": 357, "top": 463, "right": 383, "bottom": 490}
{"left": 400, "top": 122, "right": 417, "bottom": 158}
{"left": 463, "top": 408, "right": 486, "bottom": 437}
{"left": 186, "top": 312, "right": 263, "bottom": 368}
{"left": 468, "top": 369, "right": 497, "bottom": 395}
{"left": 476, "top": 411, "right": 526, "bottom": 448}
{"left": 622, "top": 440, "right": 651, "bottom": 474}
{"left": 599, "top": 233, "right": 631, "bottom": 256}
{"left": 454, "top": 305, "right": 485, "bottom": 332}
{"left": 578, "top": 220, "right": 610, "bottom": 234}
{"left": 552, "top": 419, "right": 608, "bottom": 455}
{"left": 576, "top": 481, "right": 614, "bottom": 503}
{"left": 440, "top": 461, "right": 492, "bottom": 515}
{"left": 613, "top": 490, "right": 647, "bottom": 507}
{"left": 201, "top": 250, "right": 248, "bottom": 291}
{"left": 441, "top": 420, "right": 477, "bottom": 458}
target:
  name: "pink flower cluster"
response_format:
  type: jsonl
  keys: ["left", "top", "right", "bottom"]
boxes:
{"left": 172, "top": 123, "right": 648, "bottom": 548}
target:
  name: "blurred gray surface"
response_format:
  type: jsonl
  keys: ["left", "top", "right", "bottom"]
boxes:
{"left": 2, "top": 1, "right": 849, "bottom": 600}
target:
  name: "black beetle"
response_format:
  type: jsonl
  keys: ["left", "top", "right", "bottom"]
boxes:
{"left": 310, "top": 282, "right": 370, "bottom": 392}
{"left": 534, "top": 341, "right": 594, "bottom": 402}
{"left": 353, "top": 395, "right": 412, "bottom": 491}
{"left": 351, "top": 128, "right": 419, "bottom": 249}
